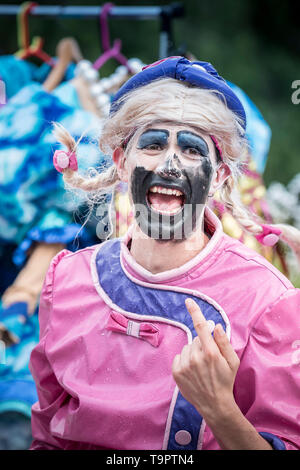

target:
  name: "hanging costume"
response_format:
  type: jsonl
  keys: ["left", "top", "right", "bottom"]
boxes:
{"left": 0, "top": 55, "right": 75, "bottom": 102}
{"left": 0, "top": 73, "right": 108, "bottom": 417}
{"left": 29, "top": 208, "right": 300, "bottom": 450}
{"left": 0, "top": 54, "right": 139, "bottom": 418}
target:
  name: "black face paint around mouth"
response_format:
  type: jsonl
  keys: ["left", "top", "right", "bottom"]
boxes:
{"left": 131, "top": 154, "right": 214, "bottom": 241}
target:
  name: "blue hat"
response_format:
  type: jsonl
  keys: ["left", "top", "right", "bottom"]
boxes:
{"left": 110, "top": 56, "right": 246, "bottom": 130}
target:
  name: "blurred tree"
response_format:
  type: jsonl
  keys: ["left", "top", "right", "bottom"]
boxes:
{"left": 0, "top": 0, "right": 299, "bottom": 185}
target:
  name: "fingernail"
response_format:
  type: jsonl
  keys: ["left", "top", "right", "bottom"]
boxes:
{"left": 185, "top": 298, "right": 194, "bottom": 308}
{"left": 216, "top": 324, "right": 225, "bottom": 335}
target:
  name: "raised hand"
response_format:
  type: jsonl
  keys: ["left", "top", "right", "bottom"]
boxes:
{"left": 172, "top": 298, "right": 240, "bottom": 424}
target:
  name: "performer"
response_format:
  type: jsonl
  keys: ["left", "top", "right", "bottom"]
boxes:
{"left": 29, "top": 57, "right": 300, "bottom": 450}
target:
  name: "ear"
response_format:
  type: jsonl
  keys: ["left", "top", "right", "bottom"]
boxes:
{"left": 209, "top": 163, "right": 231, "bottom": 195}
{"left": 112, "top": 147, "right": 128, "bottom": 182}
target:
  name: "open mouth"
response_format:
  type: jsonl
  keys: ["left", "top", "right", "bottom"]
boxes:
{"left": 147, "top": 185, "right": 185, "bottom": 215}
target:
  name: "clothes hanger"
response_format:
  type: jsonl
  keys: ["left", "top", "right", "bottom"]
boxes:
{"left": 14, "top": 1, "right": 55, "bottom": 66}
{"left": 43, "top": 37, "right": 83, "bottom": 92}
{"left": 45, "top": 37, "right": 103, "bottom": 116}
{"left": 74, "top": 2, "right": 144, "bottom": 117}
{"left": 93, "top": 2, "right": 132, "bottom": 72}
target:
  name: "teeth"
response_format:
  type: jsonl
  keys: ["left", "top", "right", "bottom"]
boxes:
{"left": 149, "top": 186, "right": 183, "bottom": 197}
{"left": 150, "top": 205, "right": 182, "bottom": 215}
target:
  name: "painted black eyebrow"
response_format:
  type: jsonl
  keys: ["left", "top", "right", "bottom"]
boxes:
{"left": 177, "top": 131, "right": 209, "bottom": 156}
{"left": 137, "top": 129, "right": 169, "bottom": 148}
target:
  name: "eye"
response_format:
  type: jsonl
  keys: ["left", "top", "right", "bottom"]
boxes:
{"left": 177, "top": 131, "right": 209, "bottom": 159}
{"left": 144, "top": 143, "right": 163, "bottom": 151}
{"left": 183, "top": 146, "right": 203, "bottom": 157}
{"left": 137, "top": 129, "right": 169, "bottom": 151}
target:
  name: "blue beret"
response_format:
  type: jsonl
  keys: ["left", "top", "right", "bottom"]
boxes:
{"left": 110, "top": 56, "right": 246, "bottom": 130}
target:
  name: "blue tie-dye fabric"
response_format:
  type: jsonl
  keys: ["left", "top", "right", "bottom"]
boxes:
{"left": 0, "top": 55, "right": 76, "bottom": 101}
{"left": 0, "top": 80, "right": 109, "bottom": 251}
{"left": 0, "top": 55, "right": 39, "bottom": 101}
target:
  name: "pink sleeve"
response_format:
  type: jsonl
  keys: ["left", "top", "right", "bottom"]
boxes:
{"left": 29, "top": 250, "right": 72, "bottom": 450}
{"left": 234, "top": 288, "right": 300, "bottom": 450}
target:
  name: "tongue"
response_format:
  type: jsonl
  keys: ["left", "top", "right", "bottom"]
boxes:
{"left": 148, "top": 192, "right": 183, "bottom": 212}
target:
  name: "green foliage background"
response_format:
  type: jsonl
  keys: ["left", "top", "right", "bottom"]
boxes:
{"left": 0, "top": 0, "right": 300, "bottom": 186}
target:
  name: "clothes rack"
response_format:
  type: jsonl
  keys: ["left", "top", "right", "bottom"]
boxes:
{"left": 0, "top": 3, "right": 184, "bottom": 58}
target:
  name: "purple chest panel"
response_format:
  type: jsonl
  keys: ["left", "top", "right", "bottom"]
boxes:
{"left": 96, "top": 239, "right": 227, "bottom": 450}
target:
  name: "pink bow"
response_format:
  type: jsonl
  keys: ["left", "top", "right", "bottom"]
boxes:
{"left": 106, "top": 311, "right": 160, "bottom": 348}
{"left": 255, "top": 224, "right": 282, "bottom": 246}
{"left": 53, "top": 150, "right": 78, "bottom": 173}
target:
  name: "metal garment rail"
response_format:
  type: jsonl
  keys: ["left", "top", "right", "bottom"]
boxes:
{"left": 0, "top": 3, "right": 184, "bottom": 58}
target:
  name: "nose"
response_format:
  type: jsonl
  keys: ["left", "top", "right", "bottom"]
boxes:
{"left": 156, "top": 153, "right": 182, "bottom": 179}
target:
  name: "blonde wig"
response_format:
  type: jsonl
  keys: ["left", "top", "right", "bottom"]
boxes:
{"left": 54, "top": 78, "right": 265, "bottom": 237}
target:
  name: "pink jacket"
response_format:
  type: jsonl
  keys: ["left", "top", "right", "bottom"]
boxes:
{"left": 29, "top": 208, "right": 300, "bottom": 450}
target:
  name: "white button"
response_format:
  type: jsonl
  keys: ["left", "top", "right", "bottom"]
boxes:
{"left": 175, "top": 430, "right": 192, "bottom": 446}
{"left": 192, "top": 64, "right": 206, "bottom": 72}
